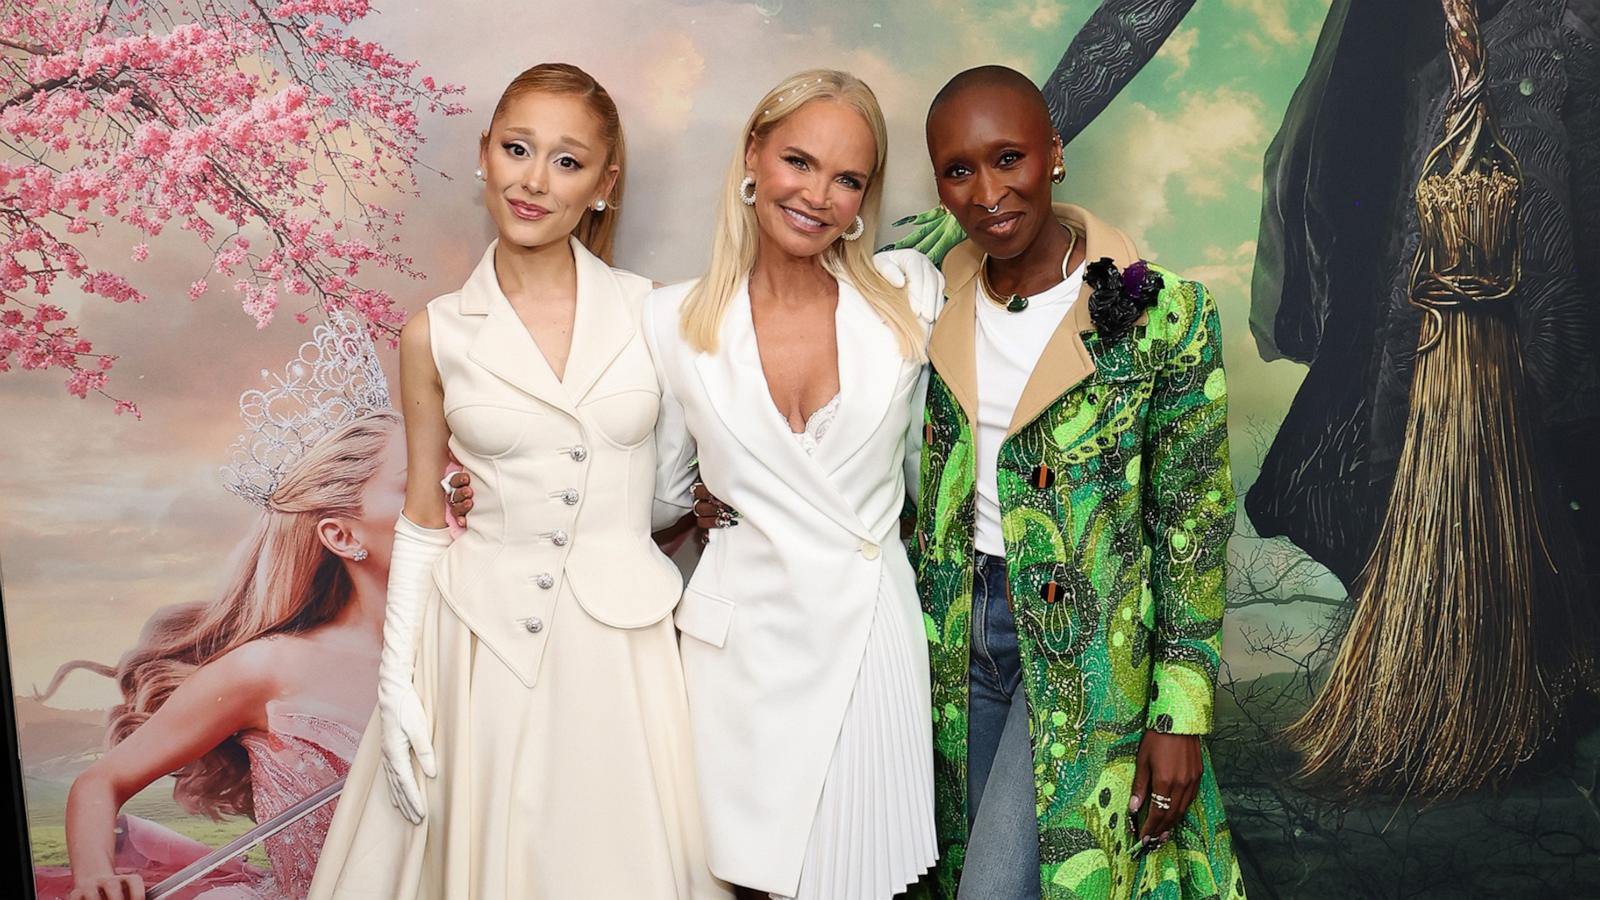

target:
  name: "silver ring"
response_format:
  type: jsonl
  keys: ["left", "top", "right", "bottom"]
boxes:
{"left": 1150, "top": 793, "right": 1172, "bottom": 810}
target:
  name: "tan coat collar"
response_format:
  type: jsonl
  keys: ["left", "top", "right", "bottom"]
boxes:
{"left": 927, "top": 203, "right": 1140, "bottom": 435}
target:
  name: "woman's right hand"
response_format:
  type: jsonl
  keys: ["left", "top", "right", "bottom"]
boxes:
{"left": 70, "top": 871, "right": 144, "bottom": 900}
{"left": 378, "top": 681, "right": 434, "bottom": 825}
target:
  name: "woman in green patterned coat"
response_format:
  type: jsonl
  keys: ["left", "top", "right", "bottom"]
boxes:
{"left": 908, "top": 66, "right": 1243, "bottom": 899}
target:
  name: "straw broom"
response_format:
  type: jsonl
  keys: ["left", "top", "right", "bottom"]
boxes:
{"left": 1286, "top": 0, "right": 1589, "bottom": 799}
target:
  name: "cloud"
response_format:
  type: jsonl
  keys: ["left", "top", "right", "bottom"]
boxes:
{"left": 1019, "top": 0, "right": 1068, "bottom": 31}
{"left": 1225, "top": 0, "right": 1319, "bottom": 55}
{"left": 1187, "top": 240, "right": 1258, "bottom": 301}
{"left": 1070, "top": 86, "right": 1266, "bottom": 254}
{"left": 639, "top": 32, "right": 707, "bottom": 134}
{"left": 1157, "top": 24, "right": 1199, "bottom": 82}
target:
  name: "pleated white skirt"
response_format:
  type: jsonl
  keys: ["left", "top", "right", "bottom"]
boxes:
{"left": 775, "top": 582, "right": 939, "bottom": 900}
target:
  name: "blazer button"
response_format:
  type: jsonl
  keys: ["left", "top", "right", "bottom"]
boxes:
{"left": 551, "top": 529, "right": 569, "bottom": 547}
{"left": 562, "top": 489, "right": 579, "bottom": 506}
{"left": 1030, "top": 463, "right": 1056, "bottom": 490}
{"left": 860, "top": 541, "right": 881, "bottom": 561}
{"left": 533, "top": 573, "right": 555, "bottom": 589}
{"left": 568, "top": 445, "right": 588, "bottom": 462}
{"left": 524, "top": 616, "right": 544, "bottom": 634}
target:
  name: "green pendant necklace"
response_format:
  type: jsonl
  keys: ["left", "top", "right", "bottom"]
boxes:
{"left": 978, "top": 225, "right": 1078, "bottom": 313}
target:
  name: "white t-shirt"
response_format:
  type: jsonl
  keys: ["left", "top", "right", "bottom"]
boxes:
{"left": 973, "top": 261, "right": 1086, "bottom": 555}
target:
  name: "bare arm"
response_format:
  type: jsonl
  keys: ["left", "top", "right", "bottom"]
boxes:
{"left": 644, "top": 299, "right": 699, "bottom": 532}
{"left": 66, "top": 643, "right": 281, "bottom": 897}
{"left": 398, "top": 312, "right": 451, "bottom": 529}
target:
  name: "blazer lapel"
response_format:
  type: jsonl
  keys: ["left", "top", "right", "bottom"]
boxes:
{"left": 464, "top": 242, "right": 576, "bottom": 416}
{"left": 927, "top": 241, "right": 981, "bottom": 428}
{"left": 560, "top": 237, "right": 635, "bottom": 403}
{"left": 1005, "top": 203, "right": 1142, "bottom": 435}
{"left": 692, "top": 279, "right": 872, "bottom": 541}
{"left": 816, "top": 278, "right": 902, "bottom": 475}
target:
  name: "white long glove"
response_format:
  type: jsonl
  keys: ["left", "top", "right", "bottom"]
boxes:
{"left": 379, "top": 513, "right": 450, "bottom": 824}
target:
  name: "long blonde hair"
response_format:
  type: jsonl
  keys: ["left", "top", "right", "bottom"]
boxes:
{"left": 488, "top": 63, "right": 627, "bottom": 263}
{"left": 680, "top": 69, "right": 924, "bottom": 359}
{"left": 39, "top": 411, "right": 402, "bottom": 820}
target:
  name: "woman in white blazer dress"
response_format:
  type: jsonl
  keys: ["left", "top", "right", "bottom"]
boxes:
{"left": 647, "top": 70, "right": 944, "bottom": 900}
{"left": 308, "top": 65, "right": 726, "bottom": 900}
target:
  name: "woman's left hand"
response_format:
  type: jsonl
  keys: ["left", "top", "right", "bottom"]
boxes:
{"left": 1129, "top": 730, "right": 1202, "bottom": 851}
{"left": 691, "top": 480, "right": 739, "bottom": 530}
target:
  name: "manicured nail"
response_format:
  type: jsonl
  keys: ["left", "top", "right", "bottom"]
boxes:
{"left": 893, "top": 214, "right": 915, "bottom": 227}
{"left": 1128, "top": 794, "right": 1142, "bottom": 813}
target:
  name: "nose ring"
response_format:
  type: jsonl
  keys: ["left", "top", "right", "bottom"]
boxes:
{"left": 984, "top": 203, "right": 1000, "bottom": 214}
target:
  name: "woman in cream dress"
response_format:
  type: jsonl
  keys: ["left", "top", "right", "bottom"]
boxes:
{"left": 308, "top": 64, "right": 726, "bottom": 900}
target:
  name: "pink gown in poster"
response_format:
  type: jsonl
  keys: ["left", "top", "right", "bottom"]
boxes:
{"left": 35, "top": 673, "right": 373, "bottom": 899}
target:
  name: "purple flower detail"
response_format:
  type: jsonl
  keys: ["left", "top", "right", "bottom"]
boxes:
{"left": 1122, "top": 260, "right": 1150, "bottom": 297}
{"left": 1084, "top": 256, "right": 1163, "bottom": 345}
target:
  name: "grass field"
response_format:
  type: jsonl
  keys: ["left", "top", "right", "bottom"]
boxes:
{"left": 25, "top": 776, "right": 270, "bottom": 869}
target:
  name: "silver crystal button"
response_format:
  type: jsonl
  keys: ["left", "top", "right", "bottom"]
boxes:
{"left": 524, "top": 617, "right": 544, "bottom": 633}
{"left": 569, "top": 445, "right": 588, "bottom": 462}
{"left": 551, "top": 529, "right": 569, "bottom": 547}
{"left": 535, "top": 573, "right": 554, "bottom": 589}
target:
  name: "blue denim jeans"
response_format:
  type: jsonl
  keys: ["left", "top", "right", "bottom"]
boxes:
{"left": 957, "top": 552, "right": 1041, "bottom": 900}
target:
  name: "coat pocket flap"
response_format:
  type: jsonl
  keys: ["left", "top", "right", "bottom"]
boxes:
{"left": 675, "top": 586, "right": 735, "bottom": 648}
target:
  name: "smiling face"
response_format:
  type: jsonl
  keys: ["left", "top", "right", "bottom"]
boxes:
{"left": 478, "top": 91, "right": 618, "bottom": 250}
{"left": 926, "top": 82, "right": 1062, "bottom": 261}
{"left": 743, "top": 99, "right": 877, "bottom": 260}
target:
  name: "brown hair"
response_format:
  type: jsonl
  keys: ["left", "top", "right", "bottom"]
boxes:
{"left": 489, "top": 63, "right": 627, "bottom": 263}
{"left": 39, "top": 411, "right": 401, "bottom": 819}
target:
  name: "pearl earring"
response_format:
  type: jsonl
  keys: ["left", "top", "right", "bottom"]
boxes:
{"left": 474, "top": 167, "right": 484, "bottom": 181}
{"left": 841, "top": 216, "right": 865, "bottom": 242}
{"left": 593, "top": 199, "right": 607, "bottom": 212}
{"left": 739, "top": 176, "right": 757, "bottom": 206}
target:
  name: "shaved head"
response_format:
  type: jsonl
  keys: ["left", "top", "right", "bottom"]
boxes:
{"left": 927, "top": 65, "right": 1052, "bottom": 135}
{"left": 923, "top": 64, "right": 1067, "bottom": 263}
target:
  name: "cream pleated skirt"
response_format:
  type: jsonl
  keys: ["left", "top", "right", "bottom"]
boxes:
{"left": 307, "top": 583, "right": 729, "bottom": 900}
{"left": 777, "top": 582, "right": 938, "bottom": 900}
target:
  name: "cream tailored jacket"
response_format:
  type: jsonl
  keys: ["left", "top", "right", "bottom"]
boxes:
{"left": 429, "top": 238, "right": 682, "bottom": 689}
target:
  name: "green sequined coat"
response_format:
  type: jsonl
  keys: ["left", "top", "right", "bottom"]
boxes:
{"left": 911, "top": 205, "right": 1245, "bottom": 899}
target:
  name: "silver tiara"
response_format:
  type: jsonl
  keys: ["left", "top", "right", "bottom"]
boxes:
{"left": 221, "top": 311, "right": 392, "bottom": 507}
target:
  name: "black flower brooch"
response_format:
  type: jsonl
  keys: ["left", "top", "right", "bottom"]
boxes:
{"left": 1084, "top": 257, "right": 1163, "bottom": 345}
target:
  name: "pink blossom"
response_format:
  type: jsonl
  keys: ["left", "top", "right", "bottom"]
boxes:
{"left": 3, "top": 0, "right": 465, "bottom": 411}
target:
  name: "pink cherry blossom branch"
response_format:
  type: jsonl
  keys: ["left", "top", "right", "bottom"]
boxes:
{"left": 1, "top": 0, "right": 466, "bottom": 414}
